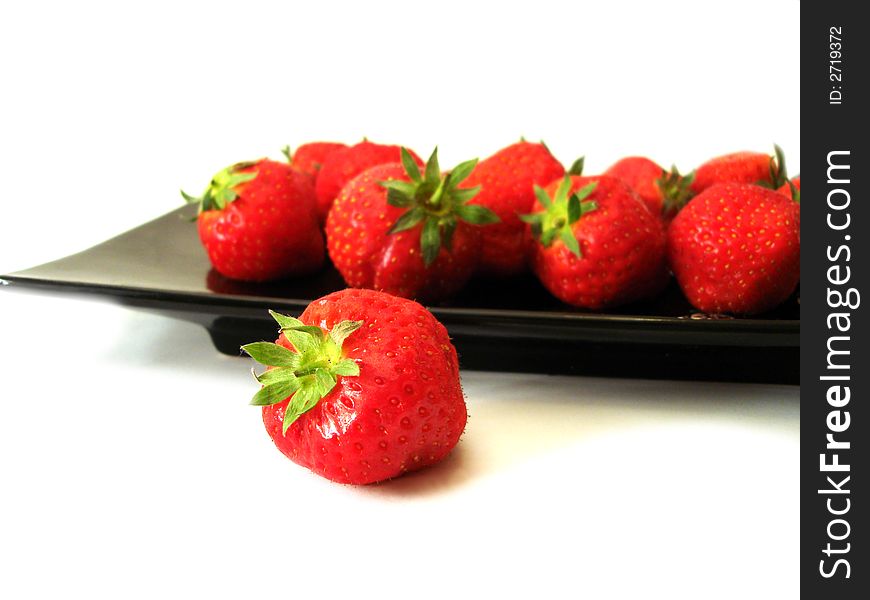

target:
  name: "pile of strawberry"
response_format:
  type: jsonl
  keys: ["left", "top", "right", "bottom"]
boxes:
{"left": 183, "top": 142, "right": 801, "bottom": 485}
{"left": 184, "top": 140, "right": 800, "bottom": 316}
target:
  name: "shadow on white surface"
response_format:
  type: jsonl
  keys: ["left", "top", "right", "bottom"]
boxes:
{"left": 362, "top": 442, "right": 473, "bottom": 497}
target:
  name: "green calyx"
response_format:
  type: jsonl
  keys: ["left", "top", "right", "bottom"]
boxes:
{"left": 657, "top": 165, "right": 696, "bottom": 217}
{"left": 379, "top": 148, "right": 500, "bottom": 267}
{"left": 241, "top": 310, "right": 363, "bottom": 434}
{"left": 520, "top": 175, "right": 598, "bottom": 258}
{"left": 787, "top": 177, "right": 801, "bottom": 204}
{"left": 181, "top": 162, "right": 258, "bottom": 214}
{"left": 757, "top": 144, "right": 790, "bottom": 191}
{"left": 567, "top": 156, "right": 585, "bottom": 176}
{"left": 763, "top": 144, "right": 799, "bottom": 203}
{"left": 769, "top": 144, "right": 789, "bottom": 190}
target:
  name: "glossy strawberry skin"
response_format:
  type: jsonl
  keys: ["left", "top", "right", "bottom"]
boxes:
{"left": 261, "top": 289, "right": 467, "bottom": 485}
{"left": 528, "top": 176, "right": 668, "bottom": 309}
{"left": 315, "top": 141, "right": 422, "bottom": 223}
{"left": 690, "top": 151, "right": 773, "bottom": 194}
{"left": 464, "top": 141, "right": 565, "bottom": 276}
{"left": 198, "top": 160, "right": 324, "bottom": 282}
{"left": 668, "top": 183, "right": 800, "bottom": 315}
{"left": 777, "top": 176, "right": 801, "bottom": 200}
{"left": 326, "top": 163, "right": 481, "bottom": 303}
{"left": 603, "top": 156, "right": 666, "bottom": 215}
{"left": 291, "top": 142, "right": 347, "bottom": 180}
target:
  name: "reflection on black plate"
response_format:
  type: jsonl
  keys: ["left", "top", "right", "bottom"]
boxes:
{"left": 2, "top": 205, "right": 798, "bottom": 383}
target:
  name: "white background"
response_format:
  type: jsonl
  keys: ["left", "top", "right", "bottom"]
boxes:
{"left": 1, "top": 1, "right": 799, "bottom": 598}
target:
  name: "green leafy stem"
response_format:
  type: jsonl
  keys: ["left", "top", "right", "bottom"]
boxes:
{"left": 379, "top": 148, "right": 500, "bottom": 266}
{"left": 520, "top": 175, "right": 598, "bottom": 258}
{"left": 242, "top": 310, "right": 362, "bottom": 434}
{"left": 181, "top": 163, "right": 259, "bottom": 213}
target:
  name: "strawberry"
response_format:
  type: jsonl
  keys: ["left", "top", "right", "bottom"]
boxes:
{"left": 777, "top": 175, "right": 801, "bottom": 202}
{"left": 326, "top": 148, "right": 499, "bottom": 303}
{"left": 241, "top": 288, "right": 467, "bottom": 485}
{"left": 690, "top": 145, "right": 789, "bottom": 194}
{"left": 282, "top": 142, "right": 347, "bottom": 180}
{"left": 182, "top": 158, "right": 324, "bottom": 282}
{"left": 668, "top": 182, "right": 800, "bottom": 315}
{"left": 603, "top": 156, "right": 694, "bottom": 219}
{"left": 315, "top": 140, "right": 423, "bottom": 223}
{"left": 461, "top": 140, "right": 566, "bottom": 276}
{"left": 522, "top": 175, "right": 668, "bottom": 309}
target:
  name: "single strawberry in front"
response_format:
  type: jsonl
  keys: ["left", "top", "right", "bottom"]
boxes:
{"left": 242, "top": 289, "right": 467, "bottom": 485}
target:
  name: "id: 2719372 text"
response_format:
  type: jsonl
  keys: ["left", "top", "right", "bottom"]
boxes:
{"left": 829, "top": 26, "right": 844, "bottom": 105}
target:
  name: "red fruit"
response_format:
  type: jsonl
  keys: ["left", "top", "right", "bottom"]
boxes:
{"left": 315, "top": 140, "right": 423, "bottom": 222}
{"left": 777, "top": 176, "right": 801, "bottom": 202}
{"left": 690, "top": 147, "right": 785, "bottom": 194}
{"left": 462, "top": 141, "right": 565, "bottom": 276}
{"left": 326, "top": 149, "right": 499, "bottom": 303}
{"left": 603, "top": 156, "right": 693, "bottom": 219}
{"left": 604, "top": 157, "right": 663, "bottom": 211}
{"left": 241, "top": 289, "right": 467, "bottom": 485}
{"left": 283, "top": 142, "right": 347, "bottom": 179}
{"left": 523, "top": 175, "right": 668, "bottom": 309}
{"left": 668, "top": 182, "right": 800, "bottom": 315}
{"left": 182, "top": 159, "right": 324, "bottom": 282}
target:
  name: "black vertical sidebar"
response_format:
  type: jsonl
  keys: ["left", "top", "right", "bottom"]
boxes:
{"left": 801, "top": 2, "right": 867, "bottom": 597}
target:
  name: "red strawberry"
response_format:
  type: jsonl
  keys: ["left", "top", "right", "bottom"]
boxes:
{"left": 777, "top": 176, "right": 801, "bottom": 202}
{"left": 603, "top": 156, "right": 694, "bottom": 219}
{"left": 326, "top": 148, "right": 499, "bottom": 303}
{"left": 522, "top": 175, "right": 668, "bottom": 309}
{"left": 690, "top": 145, "right": 789, "bottom": 194}
{"left": 315, "top": 140, "right": 423, "bottom": 222}
{"left": 668, "top": 182, "right": 800, "bottom": 315}
{"left": 182, "top": 159, "right": 324, "bottom": 282}
{"left": 242, "top": 288, "right": 467, "bottom": 485}
{"left": 282, "top": 142, "right": 347, "bottom": 180}
{"left": 462, "top": 140, "right": 566, "bottom": 276}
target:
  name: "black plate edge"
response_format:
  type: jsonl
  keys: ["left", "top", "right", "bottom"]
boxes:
{"left": 1, "top": 274, "right": 799, "bottom": 348}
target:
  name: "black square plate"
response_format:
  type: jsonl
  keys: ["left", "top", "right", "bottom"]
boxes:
{"left": 1, "top": 205, "right": 799, "bottom": 384}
